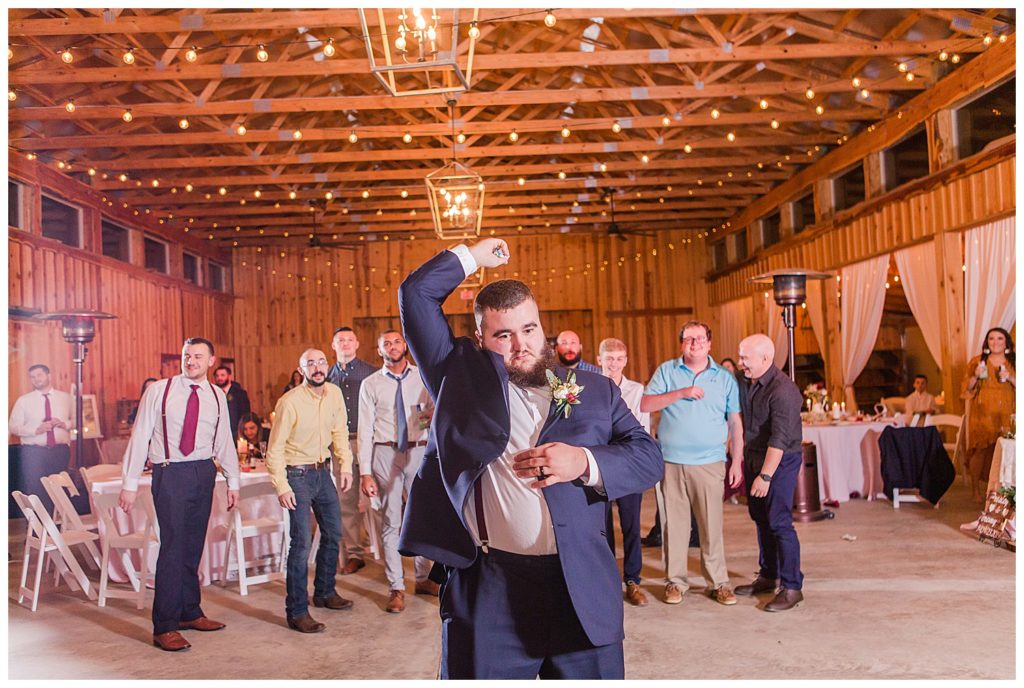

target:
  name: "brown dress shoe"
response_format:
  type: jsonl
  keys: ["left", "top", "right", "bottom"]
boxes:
{"left": 663, "top": 583, "right": 684, "bottom": 605}
{"left": 340, "top": 558, "right": 365, "bottom": 575}
{"left": 287, "top": 614, "right": 326, "bottom": 633}
{"left": 735, "top": 575, "right": 779, "bottom": 596}
{"left": 386, "top": 590, "right": 405, "bottom": 613}
{"left": 625, "top": 581, "right": 649, "bottom": 607}
{"left": 313, "top": 593, "right": 354, "bottom": 610}
{"left": 179, "top": 616, "right": 226, "bottom": 631}
{"left": 711, "top": 585, "right": 738, "bottom": 606}
{"left": 153, "top": 631, "right": 191, "bottom": 651}
{"left": 414, "top": 580, "right": 440, "bottom": 597}
{"left": 764, "top": 588, "right": 803, "bottom": 612}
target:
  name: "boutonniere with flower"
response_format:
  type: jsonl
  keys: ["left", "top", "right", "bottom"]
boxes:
{"left": 546, "top": 369, "right": 585, "bottom": 418}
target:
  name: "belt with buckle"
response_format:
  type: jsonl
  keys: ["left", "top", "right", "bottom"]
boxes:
{"left": 286, "top": 460, "right": 331, "bottom": 473}
{"left": 374, "top": 441, "right": 428, "bottom": 449}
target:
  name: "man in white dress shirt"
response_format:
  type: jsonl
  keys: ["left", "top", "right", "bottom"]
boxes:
{"left": 904, "top": 374, "right": 938, "bottom": 425}
{"left": 119, "top": 337, "right": 240, "bottom": 652}
{"left": 9, "top": 364, "right": 73, "bottom": 514}
{"left": 358, "top": 330, "right": 436, "bottom": 613}
{"left": 598, "top": 338, "right": 653, "bottom": 607}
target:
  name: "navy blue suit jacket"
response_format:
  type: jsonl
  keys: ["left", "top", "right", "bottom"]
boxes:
{"left": 397, "top": 250, "right": 663, "bottom": 647}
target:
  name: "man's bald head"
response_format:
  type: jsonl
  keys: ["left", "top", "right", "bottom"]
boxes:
{"left": 297, "top": 348, "right": 330, "bottom": 387}
{"left": 738, "top": 334, "right": 775, "bottom": 380}
{"left": 555, "top": 330, "right": 584, "bottom": 367}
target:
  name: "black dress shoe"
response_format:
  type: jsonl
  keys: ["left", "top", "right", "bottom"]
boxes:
{"left": 312, "top": 594, "right": 354, "bottom": 610}
{"left": 735, "top": 575, "right": 779, "bottom": 596}
{"left": 764, "top": 588, "right": 803, "bottom": 612}
{"left": 640, "top": 534, "right": 662, "bottom": 548}
{"left": 287, "top": 614, "right": 326, "bottom": 633}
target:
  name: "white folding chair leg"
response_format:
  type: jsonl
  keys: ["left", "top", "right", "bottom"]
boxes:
{"left": 235, "top": 523, "right": 249, "bottom": 596}
{"left": 52, "top": 535, "right": 96, "bottom": 600}
{"left": 136, "top": 543, "right": 149, "bottom": 610}
{"left": 98, "top": 541, "right": 112, "bottom": 608}
{"left": 222, "top": 521, "right": 235, "bottom": 587}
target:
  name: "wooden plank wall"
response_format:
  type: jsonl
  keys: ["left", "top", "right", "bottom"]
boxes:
{"left": 232, "top": 229, "right": 712, "bottom": 416}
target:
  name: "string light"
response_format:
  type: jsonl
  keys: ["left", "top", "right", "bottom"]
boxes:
{"left": 508, "top": 129, "right": 519, "bottom": 142}
{"left": 254, "top": 189, "right": 262, "bottom": 198}
{"left": 324, "top": 191, "right": 333, "bottom": 200}
{"left": 456, "top": 132, "right": 466, "bottom": 143}
{"left": 122, "top": 48, "right": 135, "bottom": 65}
{"left": 219, "top": 186, "right": 227, "bottom": 195}
{"left": 770, "top": 119, "right": 780, "bottom": 129}
{"left": 939, "top": 50, "right": 949, "bottom": 61}
{"left": 661, "top": 115, "right": 671, "bottom": 126}
{"left": 348, "top": 130, "right": 358, "bottom": 143}
{"left": 288, "top": 190, "right": 297, "bottom": 199}
{"left": 710, "top": 108, "right": 720, "bottom": 119}
{"left": 7, "top": 46, "right": 12, "bottom": 60}
{"left": 293, "top": 129, "right": 302, "bottom": 140}
{"left": 88, "top": 168, "right": 96, "bottom": 176}
{"left": 805, "top": 88, "right": 814, "bottom": 99}
{"left": 557, "top": 170, "right": 566, "bottom": 179}
{"left": 185, "top": 183, "right": 194, "bottom": 192}
{"left": 402, "top": 131, "right": 412, "bottom": 143}
{"left": 151, "top": 179, "right": 160, "bottom": 187}
{"left": 122, "top": 108, "right": 133, "bottom": 122}
{"left": 256, "top": 44, "right": 269, "bottom": 62}
{"left": 726, "top": 132, "right": 736, "bottom": 142}
{"left": 60, "top": 47, "right": 74, "bottom": 64}
{"left": 518, "top": 177, "right": 526, "bottom": 186}
{"left": 237, "top": 123, "right": 247, "bottom": 135}
{"left": 468, "top": 22, "right": 481, "bottom": 40}
{"left": 611, "top": 121, "right": 621, "bottom": 133}
{"left": 898, "top": 62, "right": 908, "bottom": 72}
{"left": 64, "top": 99, "right": 76, "bottom": 113}
{"left": 401, "top": 189, "right": 409, "bottom": 198}
{"left": 860, "top": 88, "right": 870, "bottom": 98}
{"left": 758, "top": 98, "right": 768, "bottom": 110}
{"left": 179, "top": 117, "right": 190, "bottom": 129}
{"left": 951, "top": 53, "right": 961, "bottom": 64}
{"left": 322, "top": 38, "right": 336, "bottom": 57}
{"left": 599, "top": 162, "right": 608, "bottom": 172}
{"left": 641, "top": 154, "right": 650, "bottom": 163}
{"left": 815, "top": 104, "right": 825, "bottom": 115}
{"left": 683, "top": 143, "right": 693, "bottom": 153}
{"left": 851, "top": 77, "right": 861, "bottom": 88}
{"left": 118, "top": 173, "right": 128, "bottom": 182}
{"left": 26, "top": 153, "right": 36, "bottom": 161}
{"left": 362, "top": 190, "right": 370, "bottom": 198}
{"left": 905, "top": 72, "right": 915, "bottom": 82}
{"left": 560, "top": 125, "right": 571, "bottom": 138}
{"left": 544, "top": 10, "right": 557, "bottom": 28}
{"left": 184, "top": 46, "right": 198, "bottom": 62}
{"left": 8, "top": 88, "right": 16, "bottom": 102}
{"left": 999, "top": 34, "right": 1007, "bottom": 43}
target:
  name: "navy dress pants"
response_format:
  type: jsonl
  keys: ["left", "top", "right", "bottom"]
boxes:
{"left": 439, "top": 548, "right": 624, "bottom": 679}
{"left": 605, "top": 492, "right": 643, "bottom": 584}
{"left": 151, "top": 459, "right": 217, "bottom": 635}
{"left": 744, "top": 450, "right": 804, "bottom": 590}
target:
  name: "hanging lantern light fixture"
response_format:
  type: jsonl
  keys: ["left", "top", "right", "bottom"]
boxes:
{"left": 425, "top": 98, "right": 485, "bottom": 240}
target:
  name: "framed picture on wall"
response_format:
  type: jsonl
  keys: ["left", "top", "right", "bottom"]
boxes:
{"left": 69, "top": 394, "right": 103, "bottom": 440}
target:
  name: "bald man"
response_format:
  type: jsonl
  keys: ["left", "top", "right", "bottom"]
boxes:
{"left": 735, "top": 335, "right": 805, "bottom": 612}
{"left": 266, "top": 348, "right": 356, "bottom": 633}
{"left": 555, "top": 330, "right": 601, "bottom": 373}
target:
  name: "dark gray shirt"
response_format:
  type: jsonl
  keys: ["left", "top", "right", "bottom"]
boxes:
{"left": 327, "top": 357, "right": 377, "bottom": 433}
{"left": 739, "top": 364, "right": 804, "bottom": 460}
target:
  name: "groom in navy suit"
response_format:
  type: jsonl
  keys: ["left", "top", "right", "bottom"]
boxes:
{"left": 398, "top": 238, "right": 663, "bottom": 679}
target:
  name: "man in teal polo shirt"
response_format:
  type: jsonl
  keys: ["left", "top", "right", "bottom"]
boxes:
{"left": 641, "top": 320, "right": 744, "bottom": 607}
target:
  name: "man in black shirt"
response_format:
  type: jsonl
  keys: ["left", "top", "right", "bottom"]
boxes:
{"left": 214, "top": 366, "right": 251, "bottom": 439}
{"left": 735, "top": 334, "right": 805, "bottom": 612}
{"left": 327, "top": 326, "right": 379, "bottom": 574}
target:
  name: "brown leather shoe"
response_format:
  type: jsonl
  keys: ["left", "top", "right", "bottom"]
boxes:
{"left": 711, "top": 584, "right": 738, "bottom": 606}
{"left": 178, "top": 616, "right": 226, "bottom": 631}
{"left": 764, "top": 588, "right": 803, "bottom": 612}
{"left": 625, "top": 581, "right": 649, "bottom": 607}
{"left": 414, "top": 580, "right": 440, "bottom": 596}
{"left": 735, "top": 575, "right": 779, "bottom": 596}
{"left": 153, "top": 631, "right": 191, "bottom": 651}
{"left": 340, "top": 558, "right": 365, "bottom": 575}
{"left": 663, "top": 582, "right": 684, "bottom": 605}
{"left": 385, "top": 590, "right": 405, "bottom": 613}
{"left": 313, "top": 593, "right": 354, "bottom": 610}
{"left": 287, "top": 614, "right": 326, "bottom": 633}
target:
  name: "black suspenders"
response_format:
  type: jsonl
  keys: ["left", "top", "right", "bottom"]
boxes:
{"left": 159, "top": 377, "right": 221, "bottom": 462}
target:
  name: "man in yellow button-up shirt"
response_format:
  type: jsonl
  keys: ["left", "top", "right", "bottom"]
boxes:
{"left": 266, "top": 348, "right": 355, "bottom": 633}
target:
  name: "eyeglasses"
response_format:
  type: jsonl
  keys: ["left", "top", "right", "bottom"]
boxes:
{"left": 682, "top": 337, "right": 709, "bottom": 346}
{"left": 300, "top": 358, "right": 328, "bottom": 368}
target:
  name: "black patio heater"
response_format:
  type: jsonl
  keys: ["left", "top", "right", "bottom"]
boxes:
{"left": 750, "top": 269, "right": 833, "bottom": 522}
{"left": 34, "top": 310, "right": 117, "bottom": 470}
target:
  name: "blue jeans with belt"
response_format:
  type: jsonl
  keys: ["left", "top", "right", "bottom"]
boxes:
{"left": 285, "top": 462, "right": 342, "bottom": 619}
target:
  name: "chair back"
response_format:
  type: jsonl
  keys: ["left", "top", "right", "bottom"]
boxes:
{"left": 882, "top": 396, "right": 906, "bottom": 416}
{"left": 239, "top": 479, "right": 279, "bottom": 502}
{"left": 52, "top": 471, "right": 81, "bottom": 497}
{"left": 92, "top": 490, "right": 158, "bottom": 540}
{"left": 41, "top": 475, "right": 90, "bottom": 533}
{"left": 925, "top": 414, "right": 963, "bottom": 429}
{"left": 12, "top": 491, "right": 48, "bottom": 545}
{"left": 79, "top": 464, "right": 123, "bottom": 493}
{"left": 16, "top": 491, "right": 70, "bottom": 547}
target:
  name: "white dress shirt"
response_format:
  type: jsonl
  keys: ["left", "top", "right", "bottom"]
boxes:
{"left": 9, "top": 388, "right": 73, "bottom": 446}
{"left": 357, "top": 363, "right": 432, "bottom": 474}
{"left": 904, "top": 390, "right": 937, "bottom": 425}
{"left": 617, "top": 376, "right": 651, "bottom": 433}
{"left": 121, "top": 375, "right": 240, "bottom": 491}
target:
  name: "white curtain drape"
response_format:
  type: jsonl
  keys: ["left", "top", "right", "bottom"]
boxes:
{"left": 717, "top": 297, "right": 754, "bottom": 364}
{"left": 840, "top": 255, "right": 889, "bottom": 409}
{"left": 965, "top": 217, "right": 1016, "bottom": 352}
{"left": 766, "top": 302, "right": 788, "bottom": 368}
{"left": 894, "top": 241, "right": 943, "bottom": 369}
{"left": 805, "top": 278, "right": 827, "bottom": 356}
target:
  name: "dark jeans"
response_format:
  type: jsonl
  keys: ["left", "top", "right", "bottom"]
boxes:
{"left": 151, "top": 459, "right": 216, "bottom": 634}
{"left": 440, "top": 548, "right": 624, "bottom": 679}
{"left": 744, "top": 451, "right": 804, "bottom": 590}
{"left": 605, "top": 492, "right": 643, "bottom": 584}
{"left": 285, "top": 464, "right": 342, "bottom": 619}
{"left": 16, "top": 445, "right": 71, "bottom": 514}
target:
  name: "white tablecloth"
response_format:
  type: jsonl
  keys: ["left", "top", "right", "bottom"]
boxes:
{"left": 988, "top": 437, "right": 1016, "bottom": 494}
{"left": 801, "top": 421, "right": 896, "bottom": 503}
{"left": 90, "top": 468, "right": 283, "bottom": 585}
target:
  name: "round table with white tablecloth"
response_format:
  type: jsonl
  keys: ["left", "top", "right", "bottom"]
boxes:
{"left": 90, "top": 467, "right": 284, "bottom": 585}
{"left": 800, "top": 420, "right": 897, "bottom": 503}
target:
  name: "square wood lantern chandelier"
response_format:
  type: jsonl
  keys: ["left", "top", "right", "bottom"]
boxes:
{"left": 424, "top": 99, "right": 486, "bottom": 240}
{"left": 358, "top": 8, "right": 478, "bottom": 97}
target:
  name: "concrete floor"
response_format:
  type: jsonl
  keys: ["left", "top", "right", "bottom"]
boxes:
{"left": 7, "top": 481, "right": 1015, "bottom": 680}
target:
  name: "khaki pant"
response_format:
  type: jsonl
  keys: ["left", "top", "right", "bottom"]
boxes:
{"left": 334, "top": 438, "right": 382, "bottom": 561}
{"left": 659, "top": 461, "right": 729, "bottom": 591}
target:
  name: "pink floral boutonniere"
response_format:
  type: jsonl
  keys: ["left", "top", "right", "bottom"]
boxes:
{"left": 546, "top": 369, "right": 585, "bottom": 419}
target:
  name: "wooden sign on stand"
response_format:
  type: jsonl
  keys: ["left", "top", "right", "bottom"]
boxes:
{"left": 976, "top": 490, "right": 1016, "bottom": 551}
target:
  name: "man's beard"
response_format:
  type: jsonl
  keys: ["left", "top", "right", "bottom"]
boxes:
{"left": 507, "top": 345, "right": 558, "bottom": 388}
{"left": 304, "top": 373, "right": 327, "bottom": 387}
{"left": 557, "top": 349, "right": 580, "bottom": 367}
{"left": 386, "top": 351, "right": 407, "bottom": 365}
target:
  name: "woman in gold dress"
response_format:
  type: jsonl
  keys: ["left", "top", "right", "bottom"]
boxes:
{"left": 961, "top": 327, "right": 1016, "bottom": 501}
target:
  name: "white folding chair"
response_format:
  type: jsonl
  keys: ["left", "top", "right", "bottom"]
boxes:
{"left": 222, "top": 481, "right": 287, "bottom": 595}
{"left": 91, "top": 490, "right": 159, "bottom": 609}
{"left": 925, "top": 414, "right": 964, "bottom": 475}
{"left": 40, "top": 475, "right": 102, "bottom": 572}
{"left": 882, "top": 396, "right": 906, "bottom": 417}
{"left": 46, "top": 471, "right": 98, "bottom": 531}
{"left": 13, "top": 491, "right": 98, "bottom": 611}
{"left": 79, "top": 463, "right": 124, "bottom": 494}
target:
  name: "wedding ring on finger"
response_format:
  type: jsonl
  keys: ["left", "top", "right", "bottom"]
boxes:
{"left": 537, "top": 466, "right": 547, "bottom": 479}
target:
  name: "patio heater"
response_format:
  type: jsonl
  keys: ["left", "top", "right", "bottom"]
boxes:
{"left": 750, "top": 269, "right": 833, "bottom": 522}
{"left": 34, "top": 310, "right": 117, "bottom": 469}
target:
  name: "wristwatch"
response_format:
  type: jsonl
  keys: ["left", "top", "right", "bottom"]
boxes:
{"left": 759, "top": 472, "right": 773, "bottom": 482}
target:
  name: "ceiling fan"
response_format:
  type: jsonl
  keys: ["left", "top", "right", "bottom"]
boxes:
{"left": 305, "top": 199, "right": 357, "bottom": 251}
{"left": 601, "top": 190, "right": 655, "bottom": 241}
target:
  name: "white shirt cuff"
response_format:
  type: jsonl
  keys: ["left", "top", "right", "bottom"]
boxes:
{"left": 122, "top": 476, "right": 140, "bottom": 491}
{"left": 582, "top": 448, "right": 604, "bottom": 491}
{"left": 448, "top": 244, "right": 478, "bottom": 278}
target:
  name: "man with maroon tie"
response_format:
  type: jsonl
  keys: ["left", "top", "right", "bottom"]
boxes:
{"left": 120, "top": 338, "right": 240, "bottom": 651}
{"left": 9, "top": 364, "right": 73, "bottom": 514}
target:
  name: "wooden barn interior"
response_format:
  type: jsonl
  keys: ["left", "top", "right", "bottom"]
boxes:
{"left": 6, "top": 6, "right": 1017, "bottom": 680}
